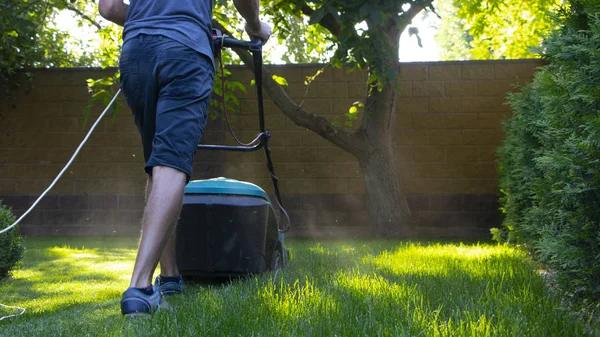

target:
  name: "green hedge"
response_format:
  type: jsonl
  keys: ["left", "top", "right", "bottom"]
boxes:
{"left": 0, "top": 200, "right": 25, "bottom": 279}
{"left": 497, "top": 0, "right": 600, "bottom": 307}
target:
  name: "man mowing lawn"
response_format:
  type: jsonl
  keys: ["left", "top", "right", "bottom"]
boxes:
{"left": 97, "top": 0, "right": 272, "bottom": 316}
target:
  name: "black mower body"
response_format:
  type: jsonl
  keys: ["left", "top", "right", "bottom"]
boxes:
{"left": 176, "top": 177, "right": 285, "bottom": 279}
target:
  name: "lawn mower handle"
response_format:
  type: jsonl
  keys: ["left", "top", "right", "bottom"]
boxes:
{"left": 200, "top": 29, "right": 266, "bottom": 152}
{"left": 212, "top": 28, "right": 263, "bottom": 52}
{"left": 221, "top": 36, "right": 263, "bottom": 52}
{"left": 202, "top": 29, "right": 287, "bottom": 233}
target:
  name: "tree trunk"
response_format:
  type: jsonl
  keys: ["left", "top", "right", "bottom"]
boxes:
{"left": 358, "top": 142, "right": 415, "bottom": 237}
{"left": 355, "top": 81, "right": 415, "bottom": 237}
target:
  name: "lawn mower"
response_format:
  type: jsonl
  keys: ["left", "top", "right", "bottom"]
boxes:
{"left": 174, "top": 30, "right": 290, "bottom": 280}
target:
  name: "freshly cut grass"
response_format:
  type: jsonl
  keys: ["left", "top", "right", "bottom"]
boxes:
{"left": 0, "top": 237, "right": 597, "bottom": 337}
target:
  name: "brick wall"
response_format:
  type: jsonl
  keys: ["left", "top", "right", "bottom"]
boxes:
{"left": 0, "top": 60, "right": 544, "bottom": 238}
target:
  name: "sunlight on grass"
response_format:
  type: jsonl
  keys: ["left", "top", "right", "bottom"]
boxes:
{"left": 0, "top": 238, "right": 597, "bottom": 337}
{"left": 1, "top": 239, "right": 138, "bottom": 320}
{"left": 363, "top": 243, "right": 525, "bottom": 278}
{"left": 47, "top": 247, "right": 101, "bottom": 259}
{"left": 256, "top": 278, "right": 337, "bottom": 324}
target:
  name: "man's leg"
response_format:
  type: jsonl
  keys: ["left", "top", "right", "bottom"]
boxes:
{"left": 129, "top": 165, "right": 186, "bottom": 288}
{"left": 159, "top": 231, "right": 179, "bottom": 277}
{"left": 126, "top": 36, "right": 213, "bottom": 292}
{"left": 143, "top": 175, "right": 180, "bottom": 279}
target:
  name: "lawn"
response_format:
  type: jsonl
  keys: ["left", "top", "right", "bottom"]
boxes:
{"left": 0, "top": 237, "right": 597, "bottom": 337}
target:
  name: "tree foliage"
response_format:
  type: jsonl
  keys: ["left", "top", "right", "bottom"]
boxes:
{"left": 1, "top": 0, "right": 66, "bottom": 92}
{"left": 0, "top": 0, "right": 122, "bottom": 113}
{"left": 497, "top": 0, "right": 600, "bottom": 309}
{"left": 0, "top": 0, "right": 120, "bottom": 81}
{"left": 435, "top": 0, "right": 563, "bottom": 60}
{"left": 277, "top": 0, "right": 435, "bottom": 86}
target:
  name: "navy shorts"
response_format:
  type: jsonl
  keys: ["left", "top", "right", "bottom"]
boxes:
{"left": 119, "top": 34, "right": 214, "bottom": 181}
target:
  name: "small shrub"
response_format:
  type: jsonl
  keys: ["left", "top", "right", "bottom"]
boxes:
{"left": 498, "top": 0, "right": 600, "bottom": 307}
{"left": 0, "top": 200, "right": 25, "bottom": 279}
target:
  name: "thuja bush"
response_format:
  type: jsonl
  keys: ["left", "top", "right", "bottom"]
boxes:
{"left": 0, "top": 200, "right": 24, "bottom": 279}
{"left": 497, "top": 0, "right": 600, "bottom": 307}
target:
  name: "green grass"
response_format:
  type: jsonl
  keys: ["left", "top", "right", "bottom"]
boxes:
{"left": 0, "top": 237, "right": 598, "bottom": 337}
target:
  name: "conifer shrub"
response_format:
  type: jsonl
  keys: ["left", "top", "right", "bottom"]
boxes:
{"left": 0, "top": 200, "right": 25, "bottom": 279}
{"left": 497, "top": 0, "right": 600, "bottom": 308}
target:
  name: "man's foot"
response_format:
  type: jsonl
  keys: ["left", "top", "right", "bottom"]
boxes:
{"left": 154, "top": 275, "right": 183, "bottom": 296}
{"left": 120, "top": 287, "right": 165, "bottom": 317}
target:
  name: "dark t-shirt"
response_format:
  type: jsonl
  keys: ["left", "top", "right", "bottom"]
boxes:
{"left": 123, "top": 0, "right": 214, "bottom": 60}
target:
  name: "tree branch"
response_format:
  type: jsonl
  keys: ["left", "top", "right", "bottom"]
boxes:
{"left": 212, "top": 20, "right": 359, "bottom": 154}
{"left": 398, "top": 2, "right": 427, "bottom": 32}
{"left": 65, "top": 4, "right": 103, "bottom": 30}
{"left": 299, "top": 3, "right": 341, "bottom": 37}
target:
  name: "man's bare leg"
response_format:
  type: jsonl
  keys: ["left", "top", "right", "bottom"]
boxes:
{"left": 143, "top": 175, "right": 180, "bottom": 278}
{"left": 129, "top": 165, "right": 186, "bottom": 288}
{"left": 159, "top": 232, "right": 179, "bottom": 277}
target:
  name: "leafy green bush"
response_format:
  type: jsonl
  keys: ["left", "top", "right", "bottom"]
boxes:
{"left": 0, "top": 200, "right": 25, "bottom": 279}
{"left": 497, "top": 0, "right": 600, "bottom": 307}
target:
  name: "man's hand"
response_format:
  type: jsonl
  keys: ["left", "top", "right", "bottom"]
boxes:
{"left": 232, "top": 0, "right": 271, "bottom": 43}
{"left": 245, "top": 21, "right": 272, "bottom": 44}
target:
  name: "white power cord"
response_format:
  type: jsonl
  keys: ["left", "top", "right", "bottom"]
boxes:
{"left": 0, "top": 304, "right": 25, "bottom": 322}
{"left": 0, "top": 89, "right": 121, "bottom": 322}
{"left": 0, "top": 89, "right": 121, "bottom": 236}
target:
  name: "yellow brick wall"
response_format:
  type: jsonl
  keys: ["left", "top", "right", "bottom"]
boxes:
{"left": 393, "top": 62, "right": 539, "bottom": 195}
{"left": 0, "top": 61, "right": 544, "bottom": 238}
{"left": 226, "top": 61, "right": 541, "bottom": 197}
{"left": 0, "top": 61, "right": 543, "bottom": 197}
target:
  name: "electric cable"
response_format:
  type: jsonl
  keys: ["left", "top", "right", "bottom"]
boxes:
{"left": 0, "top": 89, "right": 121, "bottom": 235}
{"left": 0, "top": 304, "right": 25, "bottom": 322}
{"left": 218, "top": 36, "right": 263, "bottom": 147}
{"left": 0, "top": 88, "right": 121, "bottom": 322}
